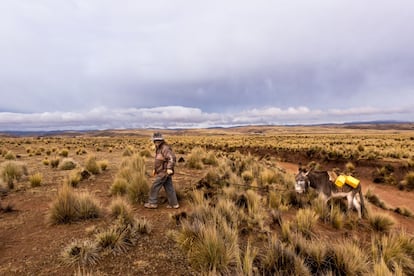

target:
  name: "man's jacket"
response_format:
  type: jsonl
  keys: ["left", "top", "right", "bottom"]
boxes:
{"left": 154, "top": 142, "right": 176, "bottom": 176}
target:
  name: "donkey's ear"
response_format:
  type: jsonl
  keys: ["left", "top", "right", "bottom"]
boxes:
{"left": 298, "top": 162, "right": 303, "bottom": 172}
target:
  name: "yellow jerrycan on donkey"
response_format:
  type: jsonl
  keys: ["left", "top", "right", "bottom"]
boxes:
{"left": 334, "top": 174, "right": 360, "bottom": 188}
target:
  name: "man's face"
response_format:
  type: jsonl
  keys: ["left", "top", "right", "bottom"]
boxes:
{"left": 154, "top": 140, "right": 162, "bottom": 147}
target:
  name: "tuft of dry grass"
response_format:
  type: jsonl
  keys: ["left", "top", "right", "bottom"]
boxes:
{"left": 110, "top": 155, "right": 149, "bottom": 204}
{"left": 85, "top": 155, "right": 101, "bottom": 175}
{"left": 61, "top": 240, "right": 100, "bottom": 267}
{"left": 368, "top": 212, "right": 395, "bottom": 233}
{"left": 293, "top": 234, "right": 329, "bottom": 274}
{"left": 1, "top": 160, "right": 28, "bottom": 189}
{"left": 329, "top": 240, "right": 370, "bottom": 276}
{"left": 294, "top": 208, "right": 319, "bottom": 238}
{"left": 48, "top": 185, "right": 101, "bottom": 224}
{"left": 76, "top": 192, "right": 101, "bottom": 220}
{"left": 372, "top": 231, "right": 414, "bottom": 274}
{"left": 240, "top": 240, "right": 258, "bottom": 276}
{"left": 95, "top": 227, "right": 129, "bottom": 255}
{"left": 365, "top": 188, "right": 388, "bottom": 209}
{"left": 4, "top": 150, "right": 16, "bottom": 160}
{"left": 109, "top": 197, "right": 134, "bottom": 225}
{"left": 66, "top": 170, "right": 82, "bottom": 188}
{"left": 259, "top": 234, "right": 310, "bottom": 275}
{"left": 186, "top": 147, "right": 205, "bottom": 169}
{"left": 59, "top": 158, "right": 77, "bottom": 170}
{"left": 29, "top": 172, "right": 42, "bottom": 187}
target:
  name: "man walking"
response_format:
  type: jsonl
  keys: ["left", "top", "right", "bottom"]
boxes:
{"left": 144, "top": 132, "right": 179, "bottom": 209}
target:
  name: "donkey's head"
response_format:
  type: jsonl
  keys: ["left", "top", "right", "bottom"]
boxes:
{"left": 295, "top": 167, "right": 310, "bottom": 194}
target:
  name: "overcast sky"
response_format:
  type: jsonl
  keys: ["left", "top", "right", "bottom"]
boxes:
{"left": 1, "top": 0, "right": 413, "bottom": 131}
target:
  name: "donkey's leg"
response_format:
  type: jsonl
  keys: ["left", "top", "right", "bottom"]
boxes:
{"left": 346, "top": 193, "right": 353, "bottom": 214}
{"left": 353, "top": 195, "right": 362, "bottom": 219}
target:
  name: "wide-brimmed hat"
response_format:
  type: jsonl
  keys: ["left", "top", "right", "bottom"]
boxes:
{"left": 152, "top": 132, "right": 164, "bottom": 141}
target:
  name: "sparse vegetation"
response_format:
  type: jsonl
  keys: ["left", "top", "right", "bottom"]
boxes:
{"left": 1, "top": 127, "right": 414, "bottom": 275}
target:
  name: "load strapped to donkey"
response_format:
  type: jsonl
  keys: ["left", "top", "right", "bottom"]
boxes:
{"left": 334, "top": 174, "right": 360, "bottom": 189}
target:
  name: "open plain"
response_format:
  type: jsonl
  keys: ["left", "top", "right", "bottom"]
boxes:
{"left": 1, "top": 124, "right": 414, "bottom": 275}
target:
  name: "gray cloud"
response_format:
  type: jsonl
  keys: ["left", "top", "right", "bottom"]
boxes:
{"left": 0, "top": 105, "right": 412, "bottom": 131}
{"left": 0, "top": 1, "right": 413, "bottom": 129}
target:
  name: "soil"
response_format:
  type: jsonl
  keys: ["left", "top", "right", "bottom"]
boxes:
{"left": 0, "top": 140, "right": 413, "bottom": 275}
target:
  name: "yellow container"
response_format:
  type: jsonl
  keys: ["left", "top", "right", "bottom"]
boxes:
{"left": 335, "top": 175, "right": 346, "bottom": 187}
{"left": 345, "top": 175, "right": 360, "bottom": 188}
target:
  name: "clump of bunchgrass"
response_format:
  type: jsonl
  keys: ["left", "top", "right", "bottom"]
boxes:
{"left": 76, "top": 192, "right": 101, "bottom": 220}
{"left": 372, "top": 231, "right": 414, "bottom": 274}
{"left": 59, "top": 158, "right": 77, "bottom": 170}
{"left": 110, "top": 177, "right": 128, "bottom": 196}
{"left": 258, "top": 234, "right": 310, "bottom": 275}
{"left": 188, "top": 221, "right": 239, "bottom": 274}
{"left": 202, "top": 151, "right": 219, "bottom": 166}
{"left": 48, "top": 185, "right": 101, "bottom": 224}
{"left": 109, "top": 197, "right": 134, "bottom": 225}
{"left": 42, "top": 158, "right": 50, "bottom": 166}
{"left": 330, "top": 205, "right": 345, "bottom": 229}
{"left": 50, "top": 158, "right": 60, "bottom": 168}
{"left": 240, "top": 240, "right": 258, "bottom": 276}
{"left": 293, "top": 234, "right": 329, "bottom": 274}
{"left": 293, "top": 208, "right": 319, "bottom": 238}
{"left": 60, "top": 149, "right": 69, "bottom": 157}
{"left": 65, "top": 170, "right": 82, "bottom": 188}
{"left": 85, "top": 155, "right": 101, "bottom": 175}
{"left": 61, "top": 239, "right": 100, "bottom": 267}
{"left": 365, "top": 188, "right": 387, "bottom": 209}
{"left": 29, "top": 172, "right": 42, "bottom": 187}
{"left": 394, "top": 206, "right": 413, "bottom": 217}
{"left": 368, "top": 212, "right": 395, "bottom": 233}
{"left": 95, "top": 226, "right": 129, "bottom": 255}
{"left": 99, "top": 160, "right": 108, "bottom": 171}
{"left": 4, "top": 151, "right": 16, "bottom": 160}
{"left": 329, "top": 240, "right": 370, "bottom": 276}
{"left": 110, "top": 155, "right": 148, "bottom": 204}
{"left": 186, "top": 147, "right": 205, "bottom": 169}
{"left": 400, "top": 172, "right": 414, "bottom": 190}
{"left": 0, "top": 161, "right": 28, "bottom": 189}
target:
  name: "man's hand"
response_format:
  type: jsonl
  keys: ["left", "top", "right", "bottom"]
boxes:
{"left": 167, "top": 169, "right": 174, "bottom": 175}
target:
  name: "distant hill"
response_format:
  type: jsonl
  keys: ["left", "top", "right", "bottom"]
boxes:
{"left": 0, "top": 121, "right": 413, "bottom": 137}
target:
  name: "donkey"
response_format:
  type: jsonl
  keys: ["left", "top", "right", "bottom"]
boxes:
{"left": 295, "top": 167, "right": 365, "bottom": 219}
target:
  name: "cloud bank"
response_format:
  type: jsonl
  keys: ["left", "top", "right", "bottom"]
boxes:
{"left": 0, "top": 105, "right": 412, "bottom": 131}
{"left": 0, "top": 1, "right": 413, "bottom": 130}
